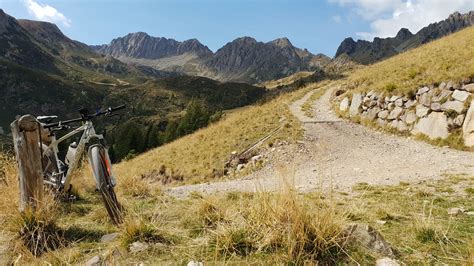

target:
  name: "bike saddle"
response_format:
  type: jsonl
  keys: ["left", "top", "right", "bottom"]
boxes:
{"left": 37, "top": 115, "right": 58, "bottom": 124}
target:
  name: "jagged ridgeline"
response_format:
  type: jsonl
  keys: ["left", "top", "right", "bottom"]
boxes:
{"left": 0, "top": 9, "right": 265, "bottom": 160}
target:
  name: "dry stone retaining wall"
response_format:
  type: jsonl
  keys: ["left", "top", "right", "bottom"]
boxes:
{"left": 337, "top": 80, "right": 474, "bottom": 146}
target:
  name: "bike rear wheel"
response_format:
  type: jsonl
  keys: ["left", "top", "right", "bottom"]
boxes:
{"left": 89, "top": 145, "right": 123, "bottom": 224}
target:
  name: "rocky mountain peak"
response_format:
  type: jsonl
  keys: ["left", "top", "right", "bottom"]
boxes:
{"left": 270, "top": 37, "right": 293, "bottom": 48}
{"left": 395, "top": 28, "right": 413, "bottom": 40}
{"left": 0, "top": 9, "right": 16, "bottom": 34}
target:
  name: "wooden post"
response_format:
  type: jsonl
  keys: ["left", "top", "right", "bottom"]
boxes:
{"left": 10, "top": 115, "right": 43, "bottom": 212}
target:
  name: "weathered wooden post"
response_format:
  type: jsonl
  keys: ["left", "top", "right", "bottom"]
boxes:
{"left": 10, "top": 115, "right": 43, "bottom": 212}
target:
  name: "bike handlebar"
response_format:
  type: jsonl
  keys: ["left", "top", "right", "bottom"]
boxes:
{"left": 43, "top": 104, "right": 126, "bottom": 129}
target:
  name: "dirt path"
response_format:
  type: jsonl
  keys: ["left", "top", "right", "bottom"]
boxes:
{"left": 169, "top": 85, "right": 474, "bottom": 197}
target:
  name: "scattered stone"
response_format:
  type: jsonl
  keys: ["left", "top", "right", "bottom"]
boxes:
{"left": 236, "top": 164, "right": 245, "bottom": 171}
{"left": 417, "top": 86, "right": 430, "bottom": 95}
{"left": 376, "top": 220, "right": 387, "bottom": 225}
{"left": 388, "top": 120, "right": 398, "bottom": 128}
{"left": 349, "top": 93, "right": 363, "bottom": 117}
{"left": 339, "top": 97, "right": 349, "bottom": 111}
{"left": 129, "top": 241, "right": 150, "bottom": 253}
{"left": 387, "top": 103, "right": 395, "bottom": 111}
{"left": 369, "top": 100, "right": 378, "bottom": 108}
{"left": 432, "top": 89, "right": 452, "bottom": 102}
{"left": 441, "top": 100, "right": 464, "bottom": 113}
{"left": 404, "top": 111, "right": 417, "bottom": 124}
{"left": 439, "top": 82, "right": 447, "bottom": 90}
{"left": 388, "top": 107, "right": 403, "bottom": 120}
{"left": 466, "top": 211, "right": 474, "bottom": 216}
{"left": 86, "top": 255, "right": 101, "bottom": 266}
{"left": 378, "top": 110, "right": 389, "bottom": 119}
{"left": 416, "top": 104, "right": 429, "bottom": 117}
{"left": 452, "top": 90, "right": 470, "bottom": 102}
{"left": 462, "top": 100, "right": 474, "bottom": 146}
{"left": 463, "top": 83, "right": 474, "bottom": 93}
{"left": 397, "top": 121, "right": 408, "bottom": 132}
{"left": 447, "top": 207, "right": 465, "bottom": 216}
{"left": 412, "top": 112, "right": 449, "bottom": 139}
{"left": 404, "top": 100, "right": 416, "bottom": 108}
{"left": 376, "top": 257, "right": 400, "bottom": 266}
{"left": 419, "top": 93, "right": 431, "bottom": 107}
{"left": 188, "top": 261, "right": 204, "bottom": 266}
{"left": 389, "top": 95, "right": 400, "bottom": 102}
{"left": 101, "top": 233, "right": 120, "bottom": 243}
{"left": 454, "top": 114, "right": 465, "bottom": 127}
{"left": 446, "top": 81, "right": 455, "bottom": 90}
{"left": 430, "top": 102, "right": 442, "bottom": 111}
{"left": 344, "top": 224, "right": 395, "bottom": 257}
{"left": 367, "top": 90, "right": 375, "bottom": 98}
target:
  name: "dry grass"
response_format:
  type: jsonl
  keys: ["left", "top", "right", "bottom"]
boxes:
{"left": 345, "top": 27, "right": 474, "bottom": 95}
{"left": 114, "top": 84, "right": 315, "bottom": 185}
{"left": 259, "top": 71, "right": 314, "bottom": 89}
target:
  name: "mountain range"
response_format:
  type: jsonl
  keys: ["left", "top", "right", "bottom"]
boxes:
{"left": 92, "top": 33, "right": 331, "bottom": 84}
{"left": 335, "top": 11, "right": 474, "bottom": 65}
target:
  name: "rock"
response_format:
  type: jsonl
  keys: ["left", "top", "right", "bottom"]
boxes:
{"left": 441, "top": 100, "right": 464, "bottom": 113}
{"left": 388, "top": 107, "right": 403, "bottom": 120}
{"left": 388, "top": 120, "right": 398, "bottom": 128}
{"left": 378, "top": 110, "right": 389, "bottom": 119}
{"left": 349, "top": 93, "right": 363, "bottom": 117}
{"left": 100, "top": 233, "right": 120, "bottom": 243}
{"left": 439, "top": 82, "right": 447, "bottom": 90}
{"left": 376, "top": 220, "right": 387, "bottom": 225}
{"left": 412, "top": 112, "right": 449, "bottom": 139}
{"left": 188, "top": 261, "right": 204, "bottom": 266}
{"left": 462, "top": 100, "right": 474, "bottom": 146}
{"left": 397, "top": 121, "right": 408, "bottom": 132}
{"left": 447, "top": 207, "right": 465, "bottom": 216}
{"left": 344, "top": 224, "right": 394, "bottom": 256}
{"left": 86, "top": 255, "right": 101, "bottom": 266}
{"left": 432, "top": 89, "right": 452, "bottom": 102}
{"left": 377, "top": 118, "right": 387, "bottom": 126}
{"left": 404, "top": 100, "right": 416, "bottom": 108}
{"left": 395, "top": 98, "right": 404, "bottom": 107}
{"left": 454, "top": 114, "right": 465, "bottom": 127}
{"left": 376, "top": 257, "right": 400, "bottom": 266}
{"left": 404, "top": 111, "right": 417, "bottom": 124}
{"left": 430, "top": 102, "right": 442, "bottom": 111}
{"left": 339, "top": 97, "right": 349, "bottom": 111}
{"left": 419, "top": 93, "right": 431, "bottom": 107}
{"left": 236, "top": 164, "right": 245, "bottom": 171}
{"left": 463, "top": 83, "right": 474, "bottom": 93}
{"left": 389, "top": 95, "right": 400, "bottom": 102}
{"left": 416, "top": 104, "right": 429, "bottom": 117}
{"left": 369, "top": 100, "right": 378, "bottom": 108}
{"left": 129, "top": 241, "right": 150, "bottom": 253}
{"left": 417, "top": 86, "right": 430, "bottom": 95}
{"left": 448, "top": 117, "right": 455, "bottom": 128}
{"left": 446, "top": 81, "right": 455, "bottom": 90}
{"left": 452, "top": 90, "right": 470, "bottom": 102}
{"left": 466, "top": 211, "right": 474, "bottom": 216}
{"left": 367, "top": 107, "right": 381, "bottom": 120}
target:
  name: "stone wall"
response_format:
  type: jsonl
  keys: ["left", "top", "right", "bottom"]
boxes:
{"left": 337, "top": 80, "right": 474, "bottom": 146}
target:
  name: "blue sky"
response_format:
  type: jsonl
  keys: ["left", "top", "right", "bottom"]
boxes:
{"left": 1, "top": 0, "right": 472, "bottom": 57}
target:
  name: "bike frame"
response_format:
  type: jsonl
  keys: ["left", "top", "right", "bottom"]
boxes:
{"left": 42, "top": 120, "right": 104, "bottom": 192}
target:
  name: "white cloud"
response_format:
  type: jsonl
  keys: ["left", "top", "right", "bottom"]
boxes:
{"left": 330, "top": 0, "right": 474, "bottom": 40}
{"left": 332, "top": 15, "right": 342, "bottom": 23}
{"left": 24, "top": 0, "right": 71, "bottom": 27}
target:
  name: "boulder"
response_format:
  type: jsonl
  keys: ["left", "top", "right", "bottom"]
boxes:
{"left": 404, "top": 111, "right": 417, "bottom": 124}
{"left": 376, "top": 257, "right": 401, "bottom": 266}
{"left": 404, "top": 100, "right": 416, "bottom": 108}
{"left": 432, "top": 89, "right": 452, "bottom": 102}
{"left": 394, "top": 98, "right": 404, "bottom": 107}
{"left": 349, "top": 93, "right": 363, "bottom": 117}
{"left": 344, "top": 224, "right": 395, "bottom": 257}
{"left": 388, "top": 107, "right": 403, "bottom": 120}
{"left": 389, "top": 95, "right": 400, "bottom": 102}
{"left": 129, "top": 241, "right": 150, "bottom": 253}
{"left": 416, "top": 104, "right": 429, "bottom": 117}
{"left": 430, "top": 102, "right": 442, "bottom": 111}
{"left": 369, "top": 100, "right": 378, "bottom": 108}
{"left": 441, "top": 100, "right": 464, "bottom": 114}
{"left": 377, "top": 118, "right": 387, "bottom": 126}
{"left": 439, "top": 82, "right": 447, "bottom": 90}
{"left": 188, "top": 261, "right": 204, "bottom": 266}
{"left": 397, "top": 121, "right": 408, "bottom": 131}
{"left": 417, "top": 86, "right": 430, "bottom": 95}
{"left": 339, "top": 97, "right": 349, "bottom": 112}
{"left": 378, "top": 110, "right": 389, "bottom": 119}
{"left": 454, "top": 114, "right": 465, "bottom": 127}
{"left": 367, "top": 90, "right": 375, "bottom": 98}
{"left": 462, "top": 83, "right": 474, "bottom": 93}
{"left": 446, "top": 81, "right": 455, "bottom": 90}
{"left": 367, "top": 107, "right": 381, "bottom": 120}
{"left": 86, "top": 256, "right": 101, "bottom": 266}
{"left": 452, "top": 90, "right": 470, "bottom": 102}
{"left": 387, "top": 103, "right": 395, "bottom": 111}
{"left": 412, "top": 112, "right": 449, "bottom": 139}
{"left": 388, "top": 120, "right": 398, "bottom": 128}
{"left": 462, "top": 100, "right": 474, "bottom": 146}
{"left": 419, "top": 93, "right": 431, "bottom": 107}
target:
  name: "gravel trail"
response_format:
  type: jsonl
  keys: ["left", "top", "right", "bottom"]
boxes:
{"left": 169, "top": 85, "right": 474, "bottom": 197}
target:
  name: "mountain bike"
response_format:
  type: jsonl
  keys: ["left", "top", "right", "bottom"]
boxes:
{"left": 37, "top": 105, "right": 125, "bottom": 224}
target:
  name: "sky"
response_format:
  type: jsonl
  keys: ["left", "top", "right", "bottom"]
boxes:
{"left": 0, "top": 0, "right": 473, "bottom": 57}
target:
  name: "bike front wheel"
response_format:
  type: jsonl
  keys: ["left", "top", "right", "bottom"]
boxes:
{"left": 89, "top": 145, "right": 123, "bottom": 224}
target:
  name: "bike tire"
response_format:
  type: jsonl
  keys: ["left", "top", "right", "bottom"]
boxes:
{"left": 89, "top": 145, "right": 123, "bottom": 224}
